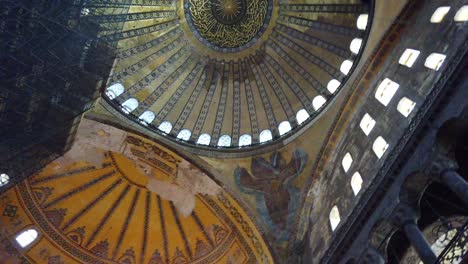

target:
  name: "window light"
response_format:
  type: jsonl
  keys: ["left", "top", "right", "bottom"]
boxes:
{"left": 375, "top": 78, "right": 399, "bottom": 106}
{"left": 312, "top": 95, "right": 326, "bottom": 111}
{"left": 239, "top": 134, "right": 252, "bottom": 147}
{"left": 158, "top": 121, "right": 172, "bottom": 134}
{"left": 81, "top": 8, "right": 90, "bottom": 16}
{"left": 105, "top": 83, "right": 125, "bottom": 99}
{"left": 424, "top": 53, "right": 446, "bottom": 71}
{"left": 454, "top": 6, "right": 468, "bottom": 22}
{"left": 430, "top": 6, "right": 451, "bottom": 23}
{"left": 327, "top": 79, "right": 341, "bottom": 94}
{"left": 356, "top": 14, "right": 368, "bottom": 30}
{"left": 0, "top": 173, "right": 9, "bottom": 186}
{"left": 397, "top": 97, "right": 416, "bottom": 117}
{"left": 342, "top": 152, "right": 353, "bottom": 172}
{"left": 373, "top": 136, "right": 389, "bottom": 159}
{"left": 296, "top": 109, "right": 310, "bottom": 125}
{"left": 360, "top": 113, "right": 376, "bottom": 136}
{"left": 278, "top": 121, "right": 292, "bottom": 136}
{"left": 350, "top": 38, "right": 362, "bottom": 54}
{"left": 259, "top": 130, "right": 273, "bottom": 143}
{"left": 15, "top": 229, "right": 38, "bottom": 248}
{"left": 177, "top": 129, "right": 191, "bottom": 141}
{"left": 197, "top": 133, "right": 211, "bottom": 145}
{"left": 340, "top": 60, "right": 353, "bottom": 75}
{"left": 329, "top": 206, "right": 341, "bottom": 231}
{"left": 138, "top": 111, "right": 155, "bottom": 125}
{"left": 121, "top": 98, "right": 138, "bottom": 113}
{"left": 399, "top": 49, "right": 420, "bottom": 68}
{"left": 218, "top": 135, "right": 231, "bottom": 147}
{"left": 351, "top": 172, "right": 363, "bottom": 196}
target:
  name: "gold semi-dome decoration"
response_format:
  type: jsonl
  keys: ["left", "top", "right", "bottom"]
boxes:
{"left": 0, "top": 120, "right": 274, "bottom": 263}
{"left": 97, "top": 0, "right": 374, "bottom": 151}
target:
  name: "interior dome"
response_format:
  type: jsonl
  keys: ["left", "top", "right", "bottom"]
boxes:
{"left": 100, "top": 0, "right": 374, "bottom": 151}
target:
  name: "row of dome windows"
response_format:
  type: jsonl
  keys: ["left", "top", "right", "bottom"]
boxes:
{"left": 104, "top": 13, "right": 369, "bottom": 148}
{"left": 105, "top": 92, "right": 330, "bottom": 147}
{"left": 327, "top": 5, "right": 467, "bottom": 231}
{"left": 106, "top": 76, "right": 346, "bottom": 145}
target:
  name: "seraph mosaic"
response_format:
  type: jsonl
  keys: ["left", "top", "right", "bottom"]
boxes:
{"left": 235, "top": 149, "right": 308, "bottom": 241}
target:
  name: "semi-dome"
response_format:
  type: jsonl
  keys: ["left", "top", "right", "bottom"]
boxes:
{"left": 97, "top": 0, "right": 374, "bottom": 151}
{"left": 0, "top": 125, "right": 274, "bottom": 263}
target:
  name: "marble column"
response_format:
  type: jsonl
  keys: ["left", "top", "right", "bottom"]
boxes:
{"left": 391, "top": 204, "right": 438, "bottom": 264}
{"left": 403, "top": 221, "right": 437, "bottom": 264}
{"left": 430, "top": 152, "right": 468, "bottom": 204}
{"left": 440, "top": 169, "right": 468, "bottom": 205}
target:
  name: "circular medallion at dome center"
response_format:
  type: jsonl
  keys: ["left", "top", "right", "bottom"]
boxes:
{"left": 185, "top": 0, "right": 272, "bottom": 52}
{"left": 212, "top": 0, "right": 247, "bottom": 24}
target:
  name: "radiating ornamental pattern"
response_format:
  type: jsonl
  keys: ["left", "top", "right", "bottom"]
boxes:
{"left": 90, "top": 0, "right": 373, "bottom": 150}
{"left": 0, "top": 145, "right": 274, "bottom": 263}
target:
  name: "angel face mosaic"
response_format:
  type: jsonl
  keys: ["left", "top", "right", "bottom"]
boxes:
{"left": 184, "top": 0, "right": 272, "bottom": 51}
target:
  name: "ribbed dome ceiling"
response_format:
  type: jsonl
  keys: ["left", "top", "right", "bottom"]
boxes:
{"left": 98, "top": 0, "right": 373, "bottom": 150}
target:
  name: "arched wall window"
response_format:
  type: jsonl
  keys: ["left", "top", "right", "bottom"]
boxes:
{"left": 454, "top": 6, "right": 468, "bottom": 22}
{"left": 356, "top": 14, "right": 368, "bottom": 30}
{"left": 218, "top": 135, "right": 231, "bottom": 147}
{"left": 360, "top": 113, "right": 376, "bottom": 136}
{"left": 312, "top": 96, "right": 326, "bottom": 111}
{"left": 373, "top": 136, "right": 389, "bottom": 159}
{"left": 278, "top": 121, "right": 292, "bottom": 136}
{"left": 350, "top": 38, "right": 362, "bottom": 54}
{"left": 342, "top": 153, "right": 353, "bottom": 172}
{"left": 399, "top": 48, "right": 420, "bottom": 68}
{"left": 430, "top": 6, "right": 450, "bottom": 23}
{"left": 329, "top": 206, "right": 341, "bottom": 231}
{"left": 340, "top": 60, "right": 353, "bottom": 75}
{"left": 0, "top": 173, "right": 10, "bottom": 187}
{"left": 15, "top": 228, "right": 39, "bottom": 248}
{"left": 375, "top": 78, "right": 399, "bottom": 106}
{"left": 197, "top": 133, "right": 211, "bottom": 145}
{"left": 0, "top": 173, "right": 9, "bottom": 187}
{"left": 106, "top": 83, "right": 125, "bottom": 99}
{"left": 139, "top": 111, "right": 155, "bottom": 125}
{"left": 351, "top": 172, "right": 363, "bottom": 196}
{"left": 296, "top": 109, "right": 310, "bottom": 125}
{"left": 158, "top": 121, "right": 172, "bottom": 134}
{"left": 397, "top": 97, "right": 416, "bottom": 117}
{"left": 424, "top": 53, "right": 446, "bottom": 71}
{"left": 327, "top": 79, "right": 340, "bottom": 94}
{"left": 81, "top": 8, "right": 90, "bottom": 16}
{"left": 121, "top": 98, "right": 138, "bottom": 113}
{"left": 177, "top": 129, "right": 191, "bottom": 141}
{"left": 238, "top": 134, "right": 252, "bottom": 147}
{"left": 259, "top": 130, "right": 273, "bottom": 143}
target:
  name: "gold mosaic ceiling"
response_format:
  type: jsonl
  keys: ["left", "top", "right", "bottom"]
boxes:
{"left": 96, "top": 0, "right": 373, "bottom": 150}
{"left": 0, "top": 128, "right": 274, "bottom": 263}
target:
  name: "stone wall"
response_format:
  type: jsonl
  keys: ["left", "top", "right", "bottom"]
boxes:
{"left": 304, "top": 0, "right": 467, "bottom": 262}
